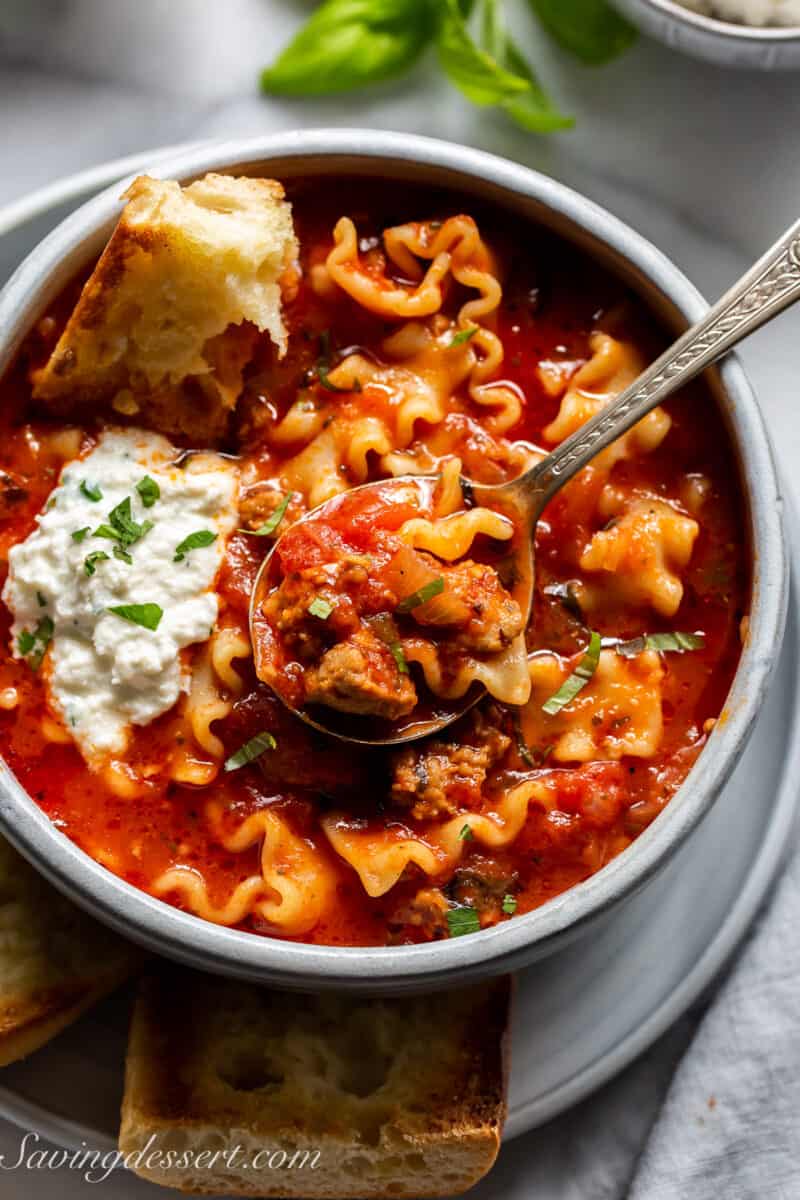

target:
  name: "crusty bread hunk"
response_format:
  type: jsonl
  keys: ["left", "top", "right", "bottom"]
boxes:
{"left": 119, "top": 967, "right": 511, "bottom": 1198}
{"left": 0, "top": 836, "right": 141, "bottom": 1067}
{"left": 33, "top": 173, "right": 298, "bottom": 441}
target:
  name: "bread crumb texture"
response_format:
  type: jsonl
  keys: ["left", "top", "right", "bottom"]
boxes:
{"left": 119, "top": 966, "right": 511, "bottom": 1197}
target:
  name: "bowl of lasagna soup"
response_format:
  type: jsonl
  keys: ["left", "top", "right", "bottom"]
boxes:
{"left": 0, "top": 132, "right": 786, "bottom": 993}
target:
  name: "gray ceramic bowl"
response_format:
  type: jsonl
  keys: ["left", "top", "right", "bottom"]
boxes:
{"left": 0, "top": 131, "right": 788, "bottom": 994}
{"left": 612, "top": 0, "right": 800, "bottom": 68}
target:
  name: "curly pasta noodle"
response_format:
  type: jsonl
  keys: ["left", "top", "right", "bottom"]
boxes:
{"left": 322, "top": 778, "right": 552, "bottom": 897}
{"left": 325, "top": 216, "right": 522, "bottom": 434}
{"left": 154, "top": 804, "right": 335, "bottom": 934}
{"left": 397, "top": 508, "right": 515, "bottom": 561}
{"left": 402, "top": 633, "right": 531, "bottom": 707}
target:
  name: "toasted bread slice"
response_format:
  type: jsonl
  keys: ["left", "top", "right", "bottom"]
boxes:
{"left": 119, "top": 966, "right": 511, "bottom": 1198}
{"left": 0, "top": 836, "right": 141, "bottom": 1066}
{"left": 33, "top": 173, "right": 298, "bottom": 440}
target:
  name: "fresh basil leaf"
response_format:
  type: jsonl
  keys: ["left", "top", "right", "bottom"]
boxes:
{"left": 241, "top": 492, "right": 295, "bottom": 539}
{"left": 261, "top": 0, "right": 436, "bottom": 96}
{"left": 224, "top": 731, "right": 277, "bottom": 772}
{"left": 17, "top": 630, "right": 35, "bottom": 656}
{"left": 529, "top": 0, "right": 637, "bottom": 65}
{"left": 447, "top": 905, "right": 481, "bottom": 937}
{"left": 396, "top": 576, "right": 445, "bottom": 612}
{"left": 18, "top": 615, "right": 54, "bottom": 670}
{"left": 107, "top": 603, "right": 163, "bottom": 631}
{"left": 308, "top": 596, "right": 334, "bottom": 620}
{"left": 84, "top": 551, "right": 110, "bottom": 576}
{"left": 481, "top": 0, "right": 573, "bottom": 131}
{"left": 542, "top": 629, "right": 601, "bottom": 715}
{"left": 502, "top": 893, "right": 518, "bottom": 915}
{"left": 437, "top": 0, "right": 531, "bottom": 106}
{"left": 112, "top": 545, "right": 133, "bottom": 565}
{"left": 80, "top": 480, "right": 102, "bottom": 502}
{"left": 616, "top": 631, "right": 706, "bottom": 658}
{"left": 71, "top": 527, "right": 91, "bottom": 543}
{"left": 458, "top": 823, "right": 475, "bottom": 841}
{"left": 451, "top": 325, "right": 478, "bottom": 345}
{"left": 136, "top": 475, "right": 160, "bottom": 508}
{"left": 174, "top": 530, "right": 217, "bottom": 563}
{"left": 389, "top": 640, "right": 409, "bottom": 674}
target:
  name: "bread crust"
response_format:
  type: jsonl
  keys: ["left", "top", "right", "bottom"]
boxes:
{"left": 32, "top": 173, "right": 298, "bottom": 441}
{"left": 0, "top": 836, "right": 142, "bottom": 1066}
{"left": 119, "top": 967, "right": 511, "bottom": 1198}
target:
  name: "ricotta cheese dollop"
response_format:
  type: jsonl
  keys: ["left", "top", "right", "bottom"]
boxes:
{"left": 3, "top": 429, "right": 238, "bottom": 761}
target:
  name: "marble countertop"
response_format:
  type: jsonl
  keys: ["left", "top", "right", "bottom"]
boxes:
{"left": 0, "top": 1, "right": 797, "bottom": 1196}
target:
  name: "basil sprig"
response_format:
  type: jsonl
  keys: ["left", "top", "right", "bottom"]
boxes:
{"left": 260, "top": 0, "right": 634, "bottom": 136}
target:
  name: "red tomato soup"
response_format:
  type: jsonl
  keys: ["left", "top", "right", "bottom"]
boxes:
{"left": 0, "top": 179, "right": 748, "bottom": 946}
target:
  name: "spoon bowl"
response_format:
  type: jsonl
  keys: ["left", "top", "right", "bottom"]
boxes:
{"left": 249, "top": 211, "right": 800, "bottom": 745}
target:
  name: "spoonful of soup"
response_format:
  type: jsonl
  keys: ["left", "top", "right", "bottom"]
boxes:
{"left": 250, "top": 216, "right": 800, "bottom": 745}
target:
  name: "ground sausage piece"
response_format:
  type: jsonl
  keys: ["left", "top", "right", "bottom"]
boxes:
{"left": 261, "top": 556, "right": 388, "bottom": 664}
{"left": 390, "top": 707, "right": 511, "bottom": 820}
{"left": 413, "top": 559, "right": 524, "bottom": 655}
{"left": 305, "top": 628, "right": 418, "bottom": 719}
{"left": 238, "top": 484, "right": 305, "bottom": 532}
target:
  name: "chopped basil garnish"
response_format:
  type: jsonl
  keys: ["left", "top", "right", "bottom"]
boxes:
{"left": 113, "top": 545, "right": 133, "bottom": 565}
{"left": 542, "top": 629, "right": 602, "bottom": 715}
{"left": 447, "top": 906, "right": 481, "bottom": 938}
{"left": 396, "top": 576, "right": 445, "bottom": 613}
{"left": 106, "top": 603, "right": 163, "bottom": 631}
{"left": 451, "top": 326, "right": 477, "bottom": 346}
{"left": 308, "top": 596, "right": 334, "bottom": 620}
{"left": 502, "top": 894, "right": 518, "bottom": 915}
{"left": 17, "top": 615, "right": 54, "bottom": 670}
{"left": 242, "top": 492, "right": 294, "bottom": 537}
{"left": 36, "top": 591, "right": 47, "bottom": 608}
{"left": 389, "top": 640, "right": 408, "bottom": 674}
{"left": 458, "top": 823, "right": 474, "bottom": 841}
{"left": 174, "top": 529, "right": 217, "bottom": 563}
{"left": 71, "top": 527, "right": 90, "bottom": 543}
{"left": 616, "top": 631, "right": 706, "bottom": 658}
{"left": 511, "top": 712, "right": 536, "bottom": 767}
{"left": 224, "top": 731, "right": 277, "bottom": 772}
{"left": 84, "top": 551, "right": 110, "bottom": 576}
{"left": 80, "top": 480, "right": 102, "bottom": 502}
{"left": 136, "top": 475, "right": 160, "bottom": 508}
{"left": 94, "top": 495, "right": 153, "bottom": 554}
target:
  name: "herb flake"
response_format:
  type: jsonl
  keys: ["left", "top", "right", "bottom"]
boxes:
{"left": 80, "top": 480, "right": 102, "bottom": 502}
{"left": 174, "top": 530, "right": 217, "bottom": 563}
{"left": 616, "top": 631, "right": 705, "bottom": 658}
{"left": 542, "top": 630, "right": 602, "bottom": 715}
{"left": 447, "top": 906, "right": 481, "bottom": 938}
{"left": 106, "top": 603, "right": 163, "bottom": 631}
{"left": 389, "top": 640, "right": 408, "bottom": 674}
{"left": 242, "top": 492, "right": 294, "bottom": 538}
{"left": 451, "top": 326, "right": 477, "bottom": 346}
{"left": 396, "top": 576, "right": 445, "bottom": 613}
{"left": 136, "top": 475, "right": 160, "bottom": 508}
{"left": 84, "top": 551, "right": 110, "bottom": 576}
{"left": 308, "top": 596, "right": 334, "bottom": 620}
{"left": 71, "top": 527, "right": 90, "bottom": 543}
{"left": 502, "top": 894, "right": 518, "bottom": 915}
{"left": 224, "top": 731, "right": 277, "bottom": 772}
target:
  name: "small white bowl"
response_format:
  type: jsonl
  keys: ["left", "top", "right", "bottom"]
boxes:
{"left": 612, "top": 0, "right": 800, "bottom": 67}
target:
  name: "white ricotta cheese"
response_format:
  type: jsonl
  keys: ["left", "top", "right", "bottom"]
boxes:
{"left": 3, "top": 428, "right": 238, "bottom": 761}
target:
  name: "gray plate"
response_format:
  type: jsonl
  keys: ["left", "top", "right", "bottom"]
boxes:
{"left": 0, "top": 155, "right": 796, "bottom": 1149}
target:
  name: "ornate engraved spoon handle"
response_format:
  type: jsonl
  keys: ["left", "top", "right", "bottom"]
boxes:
{"left": 528, "top": 218, "right": 800, "bottom": 510}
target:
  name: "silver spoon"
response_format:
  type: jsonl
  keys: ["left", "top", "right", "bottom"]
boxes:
{"left": 250, "top": 217, "right": 800, "bottom": 746}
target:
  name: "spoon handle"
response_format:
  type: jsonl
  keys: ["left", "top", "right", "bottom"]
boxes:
{"left": 529, "top": 216, "right": 800, "bottom": 511}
